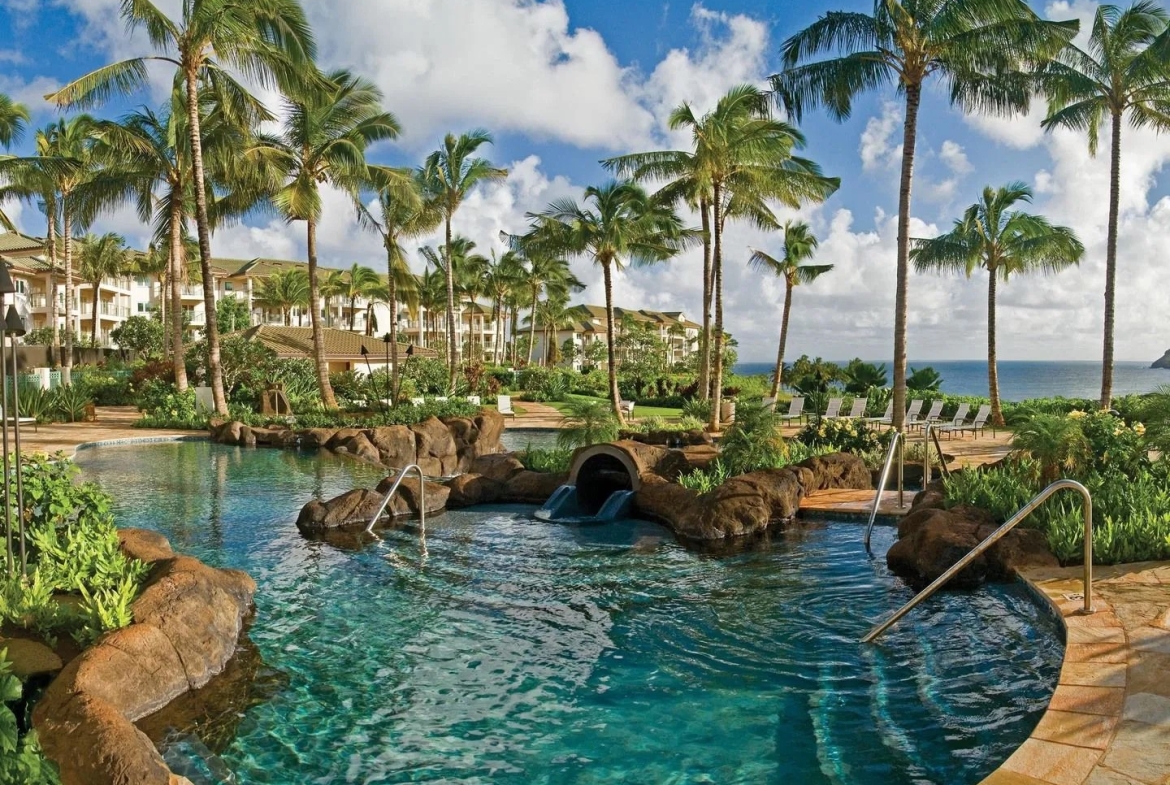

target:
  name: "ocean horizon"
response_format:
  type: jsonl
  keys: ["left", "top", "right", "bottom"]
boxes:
{"left": 733, "top": 360, "right": 1169, "bottom": 402}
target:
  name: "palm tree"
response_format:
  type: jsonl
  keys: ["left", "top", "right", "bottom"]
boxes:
{"left": 48, "top": 0, "right": 317, "bottom": 416}
{"left": 419, "top": 236, "right": 489, "bottom": 362}
{"left": 484, "top": 250, "right": 525, "bottom": 365}
{"left": 77, "top": 232, "right": 130, "bottom": 345}
{"left": 1039, "top": 1, "right": 1170, "bottom": 409}
{"left": 912, "top": 183, "right": 1083, "bottom": 425}
{"left": 244, "top": 69, "right": 401, "bottom": 409}
{"left": 356, "top": 174, "right": 438, "bottom": 398}
{"left": 420, "top": 131, "right": 508, "bottom": 390}
{"left": 527, "top": 181, "right": 692, "bottom": 422}
{"left": 773, "top": 2, "right": 1077, "bottom": 430}
{"left": 320, "top": 268, "right": 348, "bottom": 327}
{"left": 0, "top": 93, "right": 30, "bottom": 231}
{"left": 255, "top": 268, "right": 309, "bottom": 326}
{"left": 510, "top": 244, "right": 580, "bottom": 367}
{"left": 748, "top": 221, "right": 834, "bottom": 402}
{"left": 335, "top": 264, "right": 381, "bottom": 332}
{"left": 415, "top": 266, "right": 447, "bottom": 351}
{"left": 606, "top": 85, "right": 839, "bottom": 431}
{"left": 456, "top": 248, "right": 491, "bottom": 360}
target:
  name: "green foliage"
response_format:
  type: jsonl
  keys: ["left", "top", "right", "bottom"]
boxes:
{"left": 401, "top": 357, "right": 449, "bottom": 396}
{"left": 215, "top": 296, "right": 252, "bottom": 334}
{"left": 50, "top": 384, "right": 92, "bottom": 423}
{"left": 0, "top": 650, "right": 60, "bottom": 785}
{"left": 1138, "top": 386, "right": 1170, "bottom": 454}
{"left": 110, "top": 316, "right": 164, "bottom": 358}
{"left": 274, "top": 399, "right": 482, "bottom": 429}
{"left": 843, "top": 359, "right": 888, "bottom": 394}
{"left": 678, "top": 460, "right": 732, "bottom": 493}
{"left": 906, "top": 366, "right": 943, "bottom": 392}
{"left": 681, "top": 398, "right": 711, "bottom": 422}
{"left": 73, "top": 366, "right": 133, "bottom": 406}
{"left": 73, "top": 575, "right": 139, "bottom": 648}
{"left": 16, "top": 385, "right": 53, "bottom": 422}
{"left": 517, "top": 446, "right": 573, "bottom": 474}
{"left": 1012, "top": 413, "right": 1092, "bottom": 482}
{"left": 797, "top": 417, "right": 891, "bottom": 454}
{"left": 517, "top": 366, "right": 578, "bottom": 402}
{"left": 557, "top": 398, "right": 620, "bottom": 449}
{"left": 719, "top": 401, "right": 786, "bottom": 476}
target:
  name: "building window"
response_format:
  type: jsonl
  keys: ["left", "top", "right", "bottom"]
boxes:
{"left": 135, "top": 276, "right": 148, "bottom": 287}
{"left": 137, "top": 303, "right": 146, "bottom": 313}
{"left": 224, "top": 281, "right": 234, "bottom": 292}
{"left": 14, "top": 280, "right": 26, "bottom": 294}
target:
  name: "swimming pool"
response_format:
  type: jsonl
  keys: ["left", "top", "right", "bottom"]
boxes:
{"left": 77, "top": 442, "right": 1062, "bottom": 784}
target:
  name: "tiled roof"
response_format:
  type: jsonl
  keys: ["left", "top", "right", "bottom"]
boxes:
{"left": 523, "top": 304, "right": 700, "bottom": 333}
{"left": 240, "top": 325, "right": 437, "bottom": 361}
{"left": 0, "top": 233, "right": 44, "bottom": 253}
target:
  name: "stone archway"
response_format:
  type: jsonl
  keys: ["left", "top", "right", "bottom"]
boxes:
{"left": 568, "top": 444, "right": 644, "bottom": 515}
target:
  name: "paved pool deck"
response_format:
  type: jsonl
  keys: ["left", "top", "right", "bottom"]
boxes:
{"left": 18, "top": 406, "right": 196, "bottom": 457}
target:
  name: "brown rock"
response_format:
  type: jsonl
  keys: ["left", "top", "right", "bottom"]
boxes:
{"left": 333, "top": 433, "right": 381, "bottom": 464}
{"left": 367, "top": 426, "right": 416, "bottom": 468}
{"left": 471, "top": 411, "right": 506, "bottom": 454}
{"left": 679, "top": 444, "right": 720, "bottom": 471}
{"left": 2, "top": 637, "right": 63, "bottom": 678}
{"left": 238, "top": 426, "right": 257, "bottom": 448}
{"left": 325, "top": 428, "right": 365, "bottom": 451}
{"left": 118, "top": 529, "right": 174, "bottom": 564}
{"left": 635, "top": 467, "right": 805, "bottom": 541}
{"left": 446, "top": 474, "right": 505, "bottom": 508}
{"left": 299, "top": 428, "right": 338, "bottom": 449}
{"left": 633, "top": 475, "right": 702, "bottom": 528}
{"left": 796, "top": 453, "right": 871, "bottom": 492}
{"left": 271, "top": 429, "right": 301, "bottom": 449}
{"left": 247, "top": 427, "right": 281, "bottom": 446}
{"left": 374, "top": 476, "right": 450, "bottom": 516}
{"left": 412, "top": 417, "right": 459, "bottom": 476}
{"left": 609, "top": 440, "right": 691, "bottom": 482}
{"left": 36, "top": 692, "right": 173, "bottom": 785}
{"left": 505, "top": 471, "right": 569, "bottom": 503}
{"left": 296, "top": 489, "right": 384, "bottom": 531}
{"left": 211, "top": 421, "right": 244, "bottom": 446}
{"left": 468, "top": 453, "right": 525, "bottom": 482}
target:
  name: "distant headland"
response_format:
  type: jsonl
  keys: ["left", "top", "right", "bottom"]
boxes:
{"left": 1153, "top": 350, "right": 1170, "bottom": 369}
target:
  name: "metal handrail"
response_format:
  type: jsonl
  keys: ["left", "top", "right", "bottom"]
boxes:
{"left": 862, "top": 479, "right": 1093, "bottom": 643}
{"left": 365, "top": 464, "right": 426, "bottom": 534}
{"left": 864, "top": 430, "right": 903, "bottom": 551}
{"left": 921, "top": 422, "right": 951, "bottom": 485}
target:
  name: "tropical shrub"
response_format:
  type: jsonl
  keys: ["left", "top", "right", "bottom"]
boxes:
{"left": 1012, "top": 413, "right": 1092, "bottom": 483}
{"left": 678, "top": 460, "right": 732, "bottom": 493}
{"left": 906, "top": 366, "right": 943, "bottom": 391}
{"left": 558, "top": 398, "right": 620, "bottom": 449}
{"left": 133, "top": 380, "right": 205, "bottom": 429}
{"left": 16, "top": 385, "right": 54, "bottom": 422}
{"left": 50, "top": 385, "right": 92, "bottom": 423}
{"left": 0, "top": 650, "right": 60, "bottom": 784}
{"left": 681, "top": 398, "right": 711, "bottom": 422}
{"left": 797, "top": 417, "right": 891, "bottom": 454}
{"left": 401, "top": 357, "right": 451, "bottom": 396}
{"left": 719, "top": 401, "right": 787, "bottom": 476}
{"left": 843, "top": 359, "right": 888, "bottom": 394}
{"left": 517, "top": 446, "right": 573, "bottom": 474}
{"left": 73, "top": 367, "right": 133, "bottom": 405}
{"left": 110, "top": 315, "right": 164, "bottom": 358}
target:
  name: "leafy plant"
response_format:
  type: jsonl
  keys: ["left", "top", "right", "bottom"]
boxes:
{"left": 16, "top": 385, "right": 53, "bottom": 422}
{"left": 50, "top": 384, "right": 92, "bottom": 423}
{"left": 557, "top": 398, "right": 620, "bottom": 449}
{"left": 517, "top": 446, "right": 573, "bottom": 474}
{"left": 1012, "top": 413, "right": 1091, "bottom": 483}
{"left": 719, "top": 401, "right": 787, "bottom": 476}
{"left": 797, "top": 417, "right": 891, "bottom": 454}
{"left": 906, "top": 366, "right": 943, "bottom": 392}
{"left": 843, "top": 359, "right": 888, "bottom": 394}
{"left": 0, "top": 650, "right": 60, "bottom": 785}
{"left": 678, "top": 460, "right": 732, "bottom": 493}
{"left": 73, "top": 575, "right": 139, "bottom": 648}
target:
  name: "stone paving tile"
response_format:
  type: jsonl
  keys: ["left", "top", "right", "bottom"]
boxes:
{"left": 1120, "top": 693, "right": 1170, "bottom": 726}
{"left": 1128, "top": 627, "right": 1170, "bottom": 654}
{"left": 983, "top": 769, "right": 1063, "bottom": 785}
{"left": 1099, "top": 720, "right": 1170, "bottom": 784}
{"left": 1084, "top": 768, "right": 1159, "bottom": 785}
{"left": 1032, "top": 711, "right": 1119, "bottom": 750}
{"left": 1124, "top": 651, "right": 1170, "bottom": 696}
{"left": 1001, "top": 738, "right": 1103, "bottom": 785}
{"left": 1065, "top": 643, "right": 1129, "bottom": 664}
{"left": 1059, "top": 662, "right": 1126, "bottom": 689}
{"left": 1066, "top": 612, "right": 1124, "bottom": 629}
{"left": 1066, "top": 626, "right": 1127, "bottom": 645}
{"left": 1048, "top": 686, "right": 1127, "bottom": 717}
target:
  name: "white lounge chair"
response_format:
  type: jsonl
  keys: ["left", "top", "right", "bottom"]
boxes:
{"left": 410, "top": 397, "right": 425, "bottom": 406}
{"left": 778, "top": 397, "right": 804, "bottom": 424}
{"left": 943, "top": 404, "right": 991, "bottom": 438}
{"left": 822, "top": 397, "right": 843, "bottom": 420}
{"left": 434, "top": 396, "right": 449, "bottom": 403}
{"left": 761, "top": 396, "right": 776, "bottom": 410}
{"left": 903, "top": 399, "right": 924, "bottom": 425}
{"left": 619, "top": 400, "right": 635, "bottom": 419}
{"left": 497, "top": 395, "right": 515, "bottom": 418}
{"left": 467, "top": 395, "right": 482, "bottom": 406}
{"left": 0, "top": 407, "right": 37, "bottom": 432}
{"left": 908, "top": 400, "right": 943, "bottom": 430}
{"left": 865, "top": 401, "right": 894, "bottom": 425}
{"left": 841, "top": 397, "right": 867, "bottom": 419}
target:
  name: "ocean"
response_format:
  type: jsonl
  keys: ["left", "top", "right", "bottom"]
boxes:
{"left": 733, "top": 360, "right": 1169, "bottom": 402}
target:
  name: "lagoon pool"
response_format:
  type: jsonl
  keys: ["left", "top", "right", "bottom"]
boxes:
{"left": 77, "top": 441, "right": 1061, "bottom": 784}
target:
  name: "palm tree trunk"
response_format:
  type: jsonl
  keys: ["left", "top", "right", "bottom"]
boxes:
{"left": 444, "top": 215, "right": 458, "bottom": 392}
{"left": 709, "top": 186, "right": 725, "bottom": 432}
{"left": 91, "top": 281, "right": 99, "bottom": 345}
{"left": 185, "top": 66, "right": 227, "bottom": 415}
{"left": 349, "top": 296, "right": 357, "bottom": 332}
{"left": 168, "top": 197, "right": 188, "bottom": 392}
{"left": 62, "top": 201, "right": 73, "bottom": 384}
{"left": 306, "top": 218, "right": 337, "bottom": 408}
{"left": 528, "top": 284, "right": 538, "bottom": 365}
{"left": 771, "top": 281, "right": 794, "bottom": 402}
{"left": 1101, "top": 111, "right": 1121, "bottom": 410}
{"left": 45, "top": 203, "right": 59, "bottom": 368}
{"left": 698, "top": 198, "right": 712, "bottom": 401}
{"left": 388, "top": 252, "right": 400, "bottom": 402}
{"left": 988, "top": 267, "right": 1004, "bottom": 427}
{"left": 892, "top": 82, "right": 922, "bottom": 432}
{"left": 602, "top": 260, "right": 623, "bottom": 423}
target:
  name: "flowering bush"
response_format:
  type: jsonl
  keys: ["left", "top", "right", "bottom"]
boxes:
{"left": 134, "top": 379, "right": 205, "bottom": 429}
{"left": 1074, "top": 409, "right": 1148, "bottom": 475}
{"left": 796, "top": 417, "right": 891, "bottom": 454}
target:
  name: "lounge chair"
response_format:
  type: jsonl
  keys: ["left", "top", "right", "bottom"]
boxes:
{"left": 903, "top": 399, "right": 924, "bottom": 425}
{"left": 467, "top": 395, "right": 482, "bottom": 406}
{"left": 936, "top": 403, "right": 970, "bottom": 438}
{"left": 778, "top": 397, "right": 805, "bottom": 424}
{"left": 943, "top": 404, "right": 991, "bottom": 439}
{"left": 908, "top": 400, "right": 943, "bottom": 430}
{"left": 434, "top": 396, "right": 449, "bottom": 403}
{"left": 761, "top": 396, "right": 776, "bottom": 410}
{"left": 865, "top": 401, "right": 894, "bottom": 425}
{"left": 821, "top": 397, "right": 843, "bottom": 420}
{"left": 840, "top": 398, "right": 867, "bottom": 419}
{"left": 410, "top": 397, "right": 425, "bottom": 406}
{"left": 619, "top": 400, "right": 635, "bottom": 419}
{"left": 0, "top": 408, "right": 37, "bottom": 433}
{"left": 497, "top": 395, "right": 515, "bottom": 418}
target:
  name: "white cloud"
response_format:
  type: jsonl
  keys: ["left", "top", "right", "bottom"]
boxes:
{"left": 963, "top": 101, "right": 1048, "bottom": 150}
{"left": 859, "top": 103, "right": 902, "bottom": 171}
{"left": 938, "top": 140, "right": 972, "bottom": 176}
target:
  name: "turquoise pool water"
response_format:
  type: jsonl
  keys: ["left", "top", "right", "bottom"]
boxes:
{"left": 76, "top": 442, "right": 1062, "bottom": 785}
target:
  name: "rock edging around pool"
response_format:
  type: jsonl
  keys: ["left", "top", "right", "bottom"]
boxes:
{"left": 209, "top": 411, "right": 506, "bottom": 476}
{"left": 33, "top": 529, "right": 256, "bottom": 785}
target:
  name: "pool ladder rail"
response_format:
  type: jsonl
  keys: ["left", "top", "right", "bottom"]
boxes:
{"left": 864, "top": 423, "right": 951, "bottom": 552}
{"left": 365, "top": 464, "right": 427, "bottom": 545}
{"left": 862, "top": 479, "right": 1094, "bottom": 643}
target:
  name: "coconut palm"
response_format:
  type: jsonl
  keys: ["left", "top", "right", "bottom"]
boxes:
{"left": 48, "top": 0, "right": 317, "bottom": 415}
{"left": 334, "top": 264, "right": 381, "bottom": 333}
{"left": 419, "top": 236, "right": 490, "bottom": 362}
{"left": 484, "top": 251, "right": 524, "bottom": 365}
{"left": 416, "top": 266, "right": 448, "bottom": 351}
{"left": 912, "top": 183, "right": 1083, "bottom": 425}
{"left": 356, "top": 174, "right": 438, "bottom": 398}
{"left": 0, "top": 94, "right": 30, "bottom": 232}
{"left": 606, "top": 85, "right": 839, "bottom": 431}
{"left": 77, "top": 232, "right": 131, "bottom": 344}
{"left": 320, "top": 268, "right": 348, "bottom": 327}
{"left": 748, "top": 221, "right": 834, "bottom": 402}
{"left": 773, "top": 2, "right": 1077, "bottom": 430}
{"left": 420, "top": 131, "right": 508, "bottom": 390}
{"left": 255, "top": 268, "right": 309, "bottom": 326}
{"left": 527, "top": 181, "right": 693, "bottom": 422}
{"left": 244, "top": 69, "right": 401, "bottom": 409}
{"left": 1039, "top": 1, "right": 1170, "bottom": 409}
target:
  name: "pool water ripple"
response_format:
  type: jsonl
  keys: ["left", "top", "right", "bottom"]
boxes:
{"left": 76, "top": 442, "right": 1062, "bottom": 785}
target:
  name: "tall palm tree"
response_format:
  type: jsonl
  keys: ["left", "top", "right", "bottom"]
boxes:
{"left": 244, "top": 69, "right": 401, "bottom": 409}
{"left": 0, "top": 93, "right": 30, "bottom": 231}
{"left": 335, "top": 264, "right": 382, "bottom": 332}
{"left": 508, "top": 242, "right": 581, "bottom": 367}
{"left": 255, "top": 268, "right": 309, "bottom": 326}
{"left": 484, "top": 250, "right": 525, "bottom": 365}
{"left": 456, "top": 245, "right": 491, "bottom": 360}
{"left": 48, "top": 0, "right": 317, "bottom": 415}
{"left": 356, "top": 174, "right": 438, "bottom": 398}
{"left": 527, "top": 181, "right": 692, "bottom": 422}
{"left": 419, "top": 235, "right": 490, "bottom": 362}
{"left": 420, "top": 131, "right": 507, "bottom": 390}
{"left": 748, "top": 221, "right": 834, "bottom": 402}
{"left": 912, "top": 183, "right": 1083, "bottom": 425}
{"left": 1039, "top": 1, "right": 1170, "bottom": 409}
{"left": 77, "top": 232, "right": 130, "bottom": 345}
{"left": 416, "top": 266, "right": 447, "bottom": 351}
{"left": 320, "top": 268, "right": 348, "bottom": 327}
{"left": 606, "top": 85, "right": 839, "bottom": 430}
{"left": 773, "top": 2, "right": 1077, "bottom": 430}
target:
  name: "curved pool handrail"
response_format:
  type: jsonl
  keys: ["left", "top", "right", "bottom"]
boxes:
{"left": 365, "top": 464, "right": 426, "bottom": 535}
{"left": 862, "top": 479, "right": 1093, "bottom": 643}
{"left": 864, "top": 430, "right": 903, "bottom": 552}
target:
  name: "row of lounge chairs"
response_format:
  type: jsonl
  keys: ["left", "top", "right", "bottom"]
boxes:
{"left": 767, "top": 397, "right": 992, "bottom": 438}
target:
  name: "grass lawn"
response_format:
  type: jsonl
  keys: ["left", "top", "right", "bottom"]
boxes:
{"left": 547, "top": 394, "right": 684, "bottom": 420}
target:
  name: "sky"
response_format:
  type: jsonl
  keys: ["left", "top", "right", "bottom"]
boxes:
{"left": 0, "top": 0, "right": 1167, "bottom": 363}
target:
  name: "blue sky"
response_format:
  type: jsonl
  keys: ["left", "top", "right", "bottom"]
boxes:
{"left": 1, "top": 0, "right": 1168, "bottom": 364}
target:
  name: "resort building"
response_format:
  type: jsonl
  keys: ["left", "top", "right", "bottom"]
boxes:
{"left": 524, "top": 304, "right": 701, "bottom": 369}
{"left": 239, "top": 325, "right": 438, "bottom": 374}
